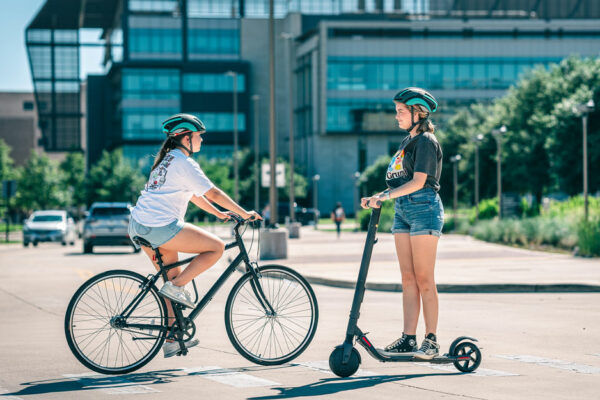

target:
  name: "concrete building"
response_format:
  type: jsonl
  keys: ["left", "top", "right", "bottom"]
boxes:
{"left": 0, "top": 92, "right": 42, "bottom": 166}
{"left": 25, "top": 0, "right": 600, "bottom": 215}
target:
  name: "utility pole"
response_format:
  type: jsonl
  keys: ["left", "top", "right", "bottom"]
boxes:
{"left": 268, "top": 0, "right": 277, "bottom": 226}
{"left": 225, "top": 71, "right": 239, "bottom": 202}
{"left": 252, "top": 94, "right": 260, "bottom": 212}
{"left": 492, "top": 125, "right": 507, "bottom": 219}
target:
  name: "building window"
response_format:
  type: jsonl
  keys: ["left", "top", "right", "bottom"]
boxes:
{"left": 121, "top": 68, "right": 181, "bottom": 140}
{"left": 187, "top": 18, "right": 239, "bottom": 59}
{"left": 183, "top": 73, "right": 245, "bottom": 92}
{"left": 128, "top": 16, "right": 182, "bottom": 60}
{"left": 23, "top": 101, "right": 34, "bottom": 111}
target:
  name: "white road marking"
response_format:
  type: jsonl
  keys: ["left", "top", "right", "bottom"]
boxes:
{"left": 63, "top": 373, "right": 159, "bottom": 394}
{"left": 414, "top": 363, "right": 519, "bottom": 377}
{"left": 293, "top": 360, "right": 376, "bottom": 376}
{"left": 495, "top": 355, "right": 600, "bottom": 374}
{"left": 182, "top": 366, "right": 279, "bottom": 388}
{"left": 0, "top": 386, "right": 24, "bottom": 400}
{"left": 592, "top": 353, "right": 600, "bottom": 358}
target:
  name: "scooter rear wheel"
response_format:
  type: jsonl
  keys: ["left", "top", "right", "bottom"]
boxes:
{"left": 452, "top": 341, "right": 481, "bottom": 372}
{"left": 329, "top": 346, "right": 361, "bottom": 378}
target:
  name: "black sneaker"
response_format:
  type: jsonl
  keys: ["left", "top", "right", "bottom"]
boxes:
{"left": 383, "top": 333, "right": 418, "bottom": 353}
{"left": 414, "top": 336, "right": 440, "bottom": 360}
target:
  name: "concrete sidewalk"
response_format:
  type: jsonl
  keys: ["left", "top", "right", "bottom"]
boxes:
{"left": 247, "top": 225, "right": 600, "bottom": 293}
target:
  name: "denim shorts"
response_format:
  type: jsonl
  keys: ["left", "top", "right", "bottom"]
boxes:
{"left": 392, "top": 188, "right": 444, "bottom": 237}
{"left": 128, "top": 218, "right": 185, "bottom": 249}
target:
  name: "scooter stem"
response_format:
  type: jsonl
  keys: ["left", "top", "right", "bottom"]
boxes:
{"left": 344, "top": 207, "right": 382, "bottom": 344}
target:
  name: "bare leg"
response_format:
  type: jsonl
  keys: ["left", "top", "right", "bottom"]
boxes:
{"left": 410, "top": 234, "right": 440, "bottom": 336}
{"left": 159, "top": 223, "right": 225, "bottom": 287}
{"left": 140, "top": 246, "right": 180, "bottom": 327}
{"left": 394, "top": 233, "right": 419, "bottom": 335}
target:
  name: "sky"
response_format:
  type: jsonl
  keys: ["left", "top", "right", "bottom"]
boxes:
{"left": 0, "top": 0, "right": 104, "bottom": 92}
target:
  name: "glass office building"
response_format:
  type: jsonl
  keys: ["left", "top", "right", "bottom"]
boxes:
{"left": 26, "top": 0, "right": 600, "bottom": 212}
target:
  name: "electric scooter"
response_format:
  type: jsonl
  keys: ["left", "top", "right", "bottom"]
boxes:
{"left": 329, "top": 203, "right": 482, "bottom": 378}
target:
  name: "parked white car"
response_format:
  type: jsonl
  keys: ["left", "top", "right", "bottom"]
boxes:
{"left": 23, "top": 210, "right": 77, "bottom": 247}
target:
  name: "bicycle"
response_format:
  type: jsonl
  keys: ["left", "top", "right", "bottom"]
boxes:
{"left": 64, "top": 213, "right": 319, "bottom": 375}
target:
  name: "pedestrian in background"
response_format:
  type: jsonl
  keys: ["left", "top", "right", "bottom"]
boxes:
{"left": 330, "top": 202, "right": 345, "bottom": 238}
{"left": 360, "top": 87, "right": 444, "bottom": 360}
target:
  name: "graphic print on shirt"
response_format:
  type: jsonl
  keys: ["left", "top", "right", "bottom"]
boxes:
{"left": 146, "top": 154, "right": 175, "bottom": 191}
{"left": 387, "top": 149, "right": 406, "bottom": 180}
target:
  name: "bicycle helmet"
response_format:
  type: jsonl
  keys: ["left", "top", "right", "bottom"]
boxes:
{"left": 393, "top": 87, "right": 438, "bottom": 113}
{"left": 162, "top": 113, "right": 206, "bottom": 137}
{"left": 393, "top": 87, "right": 438, "bottom": 134}
{"left": 161, "top": 113, "right": 205, "bottom": 154}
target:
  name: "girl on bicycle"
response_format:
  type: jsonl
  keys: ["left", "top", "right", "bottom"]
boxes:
{"left": 129, "top": 113, "right": 261, "bottom": 357}
{"left": 360, "top": 88, "right": 444, "bottom": 360}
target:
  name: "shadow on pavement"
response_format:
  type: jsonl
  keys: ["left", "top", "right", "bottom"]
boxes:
{"left": 4, "top": 365, "right": 298, "bottom": 396}
{"left": 247, "top": 373, "right": 463, "bottom": 399}
{"left": 64, "top": 251, "right": 136, "bottom": 256}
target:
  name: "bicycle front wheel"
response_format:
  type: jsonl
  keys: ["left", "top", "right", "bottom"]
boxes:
{"left": 225, "top": 265, "right": 319, "bottom": 365}
{"left": 65, "top": 270, "right": 168, "bottom": 374}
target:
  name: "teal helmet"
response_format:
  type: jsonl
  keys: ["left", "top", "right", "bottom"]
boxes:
{"left": 162, "top": 113, "right": 206, "bottom": 137}
{"left": 393, "top": 87, "right": 438, "bottom": 113}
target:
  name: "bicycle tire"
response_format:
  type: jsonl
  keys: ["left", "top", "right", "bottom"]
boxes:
{"left": 225, "top": 264, "right": 319, "bottom": 365}
{"left": 65, "top": 269, "right": 168, "bottom": 374}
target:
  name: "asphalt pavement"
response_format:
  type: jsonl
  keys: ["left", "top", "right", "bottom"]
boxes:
{"left": 0, "top": 225, "right": 599, "bottom": 399}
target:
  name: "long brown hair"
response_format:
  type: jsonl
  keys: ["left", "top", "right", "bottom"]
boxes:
{"left": 412, "top": 104, "right": 436, "bottom": 134}
{"left": 151, "top": 137, "right": 181, "bottom": 171}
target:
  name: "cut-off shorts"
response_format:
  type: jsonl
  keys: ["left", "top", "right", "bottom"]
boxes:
{"left": 128, "top": 218, "right": 185, "bottom": 249}
{"left": 391, "top": 188, "right": 444, "bottom": 237}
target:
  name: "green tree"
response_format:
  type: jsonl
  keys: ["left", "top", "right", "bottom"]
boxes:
{"left": 59, "top": 152, "right": 86, "bottom": 211}
{"left": 14, "top": 151, "right": 66, "bottom": 212}
{"left": 0, "top": 139, "right": 16, "bottom": 182}
{"left": 86, "top": 149, "right": 146, "bottom": 205}
{"left": 359, "top": 155, "right": 392, "bottom": 196}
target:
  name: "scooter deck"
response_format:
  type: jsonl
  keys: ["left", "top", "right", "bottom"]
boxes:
{"left": 375, "top": 348, "right": 462, "bottom": 363}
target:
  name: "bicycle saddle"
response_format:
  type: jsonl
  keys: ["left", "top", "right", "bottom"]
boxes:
{"left": 132, "top": 236, "right": 153, "bottom": 248}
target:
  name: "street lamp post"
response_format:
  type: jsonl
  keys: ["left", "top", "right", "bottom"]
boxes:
{"left": 225, "top": 71, "right": 239, "bottom": 202}
{"left": 282, "top": 32, "right": 295, "bottom": 222}
{"left": 450, "top": 154, "right": 462, "bottom": 217}
{"left": 353, "top": 171, "right": 361, "bottom": 231}
{"left": 312, "top": 174, "right": 320, "bottom": 229}
{"left": 252, "top": 94, "right": 260, "bottom": 212}
{"left": 473, "top": 134, "right": 484, "bottom": 220}
{"left": 268, "top": 0, "right": 277, "bottom": 227}
{"left": 492, "top": 125, "right": 507, "bottom": 219}
{"left": 573, "top": 99, "right": 595, "bottom": 222}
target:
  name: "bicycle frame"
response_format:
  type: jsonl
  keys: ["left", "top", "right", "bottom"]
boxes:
{"left": 117, "top": 218, "right": 274, "bottom": 337}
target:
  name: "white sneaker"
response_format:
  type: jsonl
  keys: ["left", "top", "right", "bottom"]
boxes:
{"left": 163, "top": 338, "right": 199, "bottom": 358}
{"left": 414, "top": 338, "right": 440, "bottom": 360}
{"left": 159, "top": 281, "right": 195, "bottom": 308}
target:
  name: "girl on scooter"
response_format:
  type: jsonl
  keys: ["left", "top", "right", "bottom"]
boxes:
{"left": 360, "top": 88, "right": 443, "bottom": 360}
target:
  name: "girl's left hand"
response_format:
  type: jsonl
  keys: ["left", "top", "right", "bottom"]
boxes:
{"left": 244, "top": 211, "right": 263, "bottom": 221}
{"left": 367, "top": 197, "right": 382, "bottom": 209}
{"left": 217, "top": 212, "right": 231, "bottom": 222}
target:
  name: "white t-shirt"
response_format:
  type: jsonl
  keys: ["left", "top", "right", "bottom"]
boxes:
{"left": 131, "top": 149, "right": 214, "bottom": 227}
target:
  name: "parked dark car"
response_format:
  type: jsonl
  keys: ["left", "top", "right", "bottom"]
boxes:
{"left": 82, "top": 202, "right": 138, "bottom": 253}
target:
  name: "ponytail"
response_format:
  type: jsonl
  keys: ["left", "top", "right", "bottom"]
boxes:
{"left": 151, "top": 137, "right": 179, "bottom": 171}
{"left": 412, "top": 105, "right": 436, "bottom": 135}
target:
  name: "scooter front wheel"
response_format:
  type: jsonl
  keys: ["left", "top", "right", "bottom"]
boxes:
{"left": 452, "top": 341, "right": 482, "bottom": 373}
{"left": 329, "top": 346, "right": 361, "bottom": 378}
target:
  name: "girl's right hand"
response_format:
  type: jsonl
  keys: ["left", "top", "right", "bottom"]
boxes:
{"left": 360, "top": 197, "right": 372, "bottom": 209}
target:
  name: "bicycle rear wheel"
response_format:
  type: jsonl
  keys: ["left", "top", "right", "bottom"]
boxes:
{"left": 65, "top": 269, "right": 168, "bottom": 374}
{"left": 225, "top": 265, "right": 319, "bottom": 365}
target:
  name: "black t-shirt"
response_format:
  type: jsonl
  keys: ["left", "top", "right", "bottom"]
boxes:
{"left": 385, "top": 132, "right": 443, "bottom": 192}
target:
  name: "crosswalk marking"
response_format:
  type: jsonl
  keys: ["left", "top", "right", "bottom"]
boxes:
{"left": 292, "top": 360, "right": 376, "bottom": 376}
{"left": 63, "top": 373, "right": 159, "bottom": 394}
{"left": 182, "top": 366, "right": 279, "bottom": 388}
{"left": 495, "top": 355, "right": 600, "bottom": 374}
{"left": 413, "top": 363, "right": 519, "bottom": 377}
{"left": 0, "top": 386, "right": 24, "bottom": 400}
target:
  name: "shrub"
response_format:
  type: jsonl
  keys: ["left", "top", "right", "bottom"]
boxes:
{"left": 577, "top": 218, "right": 600, "bottom": 257}
{"left": 469, "top": 198, "right": 498, "bottom": 223}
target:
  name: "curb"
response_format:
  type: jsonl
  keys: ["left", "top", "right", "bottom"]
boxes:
{"left": 304, "top": 276, "right": 600, "bottom": 293}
